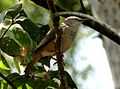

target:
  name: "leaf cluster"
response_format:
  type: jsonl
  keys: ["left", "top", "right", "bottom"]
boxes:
{"left": 0, "top": 0, "right": 82, "bottom": 88}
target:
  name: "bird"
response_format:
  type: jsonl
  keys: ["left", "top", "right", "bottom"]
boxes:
{"left": 89, "top": 0, "right": 120, "bottom": 88}
{"left": 25, "top": 16, "right": 83, "bottom": 75}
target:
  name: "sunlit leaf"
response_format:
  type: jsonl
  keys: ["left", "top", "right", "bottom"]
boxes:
{"left": 1, "top": 80, "right": 4, "bottom": 89}
{"left": 22, "top": 0, "right": 50, "bottom": 25}
{"left": 3, "top": 82, "right": 8, "bottom": 89}
{"left": 22, "top": 84, "right": 27, "bottom": 89}
{"left": 0, "top": 54, "right": 10, "bottom": 69}
{"left": 17, "top": 85, "right": 22, "bottom": 89}
{"left": 13, "top": 57, "right": 21, "bottom": 73}
{"left": 0, "top": 81, "right": 1, "bottom": 88}
{"left": 0, "top": 0, "right": 16, "bottom": 12}
{"left": 0, "top": 60, "right": 9, "bottom": 70}
{"left": 26, "top": 84, "right": 32, "bottom": 89}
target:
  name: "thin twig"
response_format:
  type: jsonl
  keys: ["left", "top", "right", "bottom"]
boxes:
{"left": 55, "top": 12, "right": 120, "bottom": 46}
{"left": 47, "top": 0, "right": 67, "bottom": 89}
{"left": 0, "top": 72, "right": 17, "bottom": 89}
{"left": 80, "top": 0, "right": 86, "bottom": 13}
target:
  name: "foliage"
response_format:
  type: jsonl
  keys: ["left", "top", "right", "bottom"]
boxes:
{"left": 0, "top": 0, "right": 88, "bottom": 88}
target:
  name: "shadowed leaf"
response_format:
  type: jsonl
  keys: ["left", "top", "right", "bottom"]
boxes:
{"left": 5, "top": 3, "right": 22, "bottom": 19}
{"left": 0, "top": 37, "right": 20, "bottom": 56}
{"left": 16, "top": 18, "right": 49, "bottom": 43}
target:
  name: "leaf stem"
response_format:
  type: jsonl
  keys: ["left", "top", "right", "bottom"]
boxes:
{"left": 80, "top": 0, "right": 86, "bottom": 13}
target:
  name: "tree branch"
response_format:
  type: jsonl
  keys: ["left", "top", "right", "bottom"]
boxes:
{"left": 79, "top": 0, "right": 86, "bottom": 13}
{"left": 55, "top": 12, "right": 120, "bottom": 46}
{"left": 47, "top": 0, "right": 67, "bottom": 89}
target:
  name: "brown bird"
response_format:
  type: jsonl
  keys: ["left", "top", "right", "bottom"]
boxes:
{"left": 32, "top": 16, "right": 82, "bottom": 64}
{"left": 25, "top": 16, "right": 82, "bottom": 75}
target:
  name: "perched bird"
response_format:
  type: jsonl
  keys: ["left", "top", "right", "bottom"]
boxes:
{"left": 25, "top": 16, "right": 82, "bottom": 74}
{"left": 31, "top": 16, "right": 81, "bottom": 64}
{"left": 89, "top": 0, "right": 120, "bottom": 88}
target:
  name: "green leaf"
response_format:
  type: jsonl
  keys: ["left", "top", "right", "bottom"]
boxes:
{"left": 13, "top": 57, "right": 21, "bottom": 73}
{"left": 0, "top": 60, "right": 9, "bottom": 70}
{"left": 4, "top": 3, "right": 22, "bottom": 19}
{"left": 16, "top": 18, "right": 49, "bottom": 43}
{"left": 3, "top": 82, "right": 8, "bottom": 89}
{"left": 47, "top": 80, "right": 59, "bottom": 89}
{"left": 0, "top": 68, "right": 10, "bottom": 75}
{"left": 0, "top": 81, "right": 1, "bottom": 88}
{"left": 25, "top": 84, "right": 32, "bottom": 89}
{"left": 0, "top": 0, "right": 16, "bottom": 12}
{"left": 49, "top": 71, "right": 59, "bottom": 79}
{"left": 7, "top": 73, "right": 20, "bottom": 81}
{"left": 33, "top": 64, "right": 45, "bottom": 73}
{"left": 7, "top": 73, "right": 59, "bottom": 89}
{"left": 1, "top": 25, "right": 33, "bottom": 65}
{"left": 19, "top": 10, "right": 28, "bottom": 17}
{"left": 17, "top": 85, "right": 22, "bottom": 89}
{"left": 7, "top": 73, "right": 25, "bottom": 87}
{"left": 11, "top": 26, "right": 32, "bottom": 48}
{"left": 22, "top": 0, "right": 50, "bottom": 25}
{"left": 0, "top": 54, "right": 10, "bottom": 69}
{"left": 1, "top": 80, "right": 4, "bottom": 89}
{"left": 32, "top": 79, "right": 49, "bottom": 89}
{"left": 0, "top": 37, "right": 20, "bottom": 56}
{"left": 56, "top": 0, "right": 80, "bottom": 11}
{"left": 22, "top": 84, "right": 27, "bottom": 89}
{"left": 0, "top": 24, "right": 33, "bottom": 64}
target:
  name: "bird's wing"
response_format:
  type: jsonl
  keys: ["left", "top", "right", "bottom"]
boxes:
{"left": 34, "top": 29, "right": 56, "bottom": 52}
